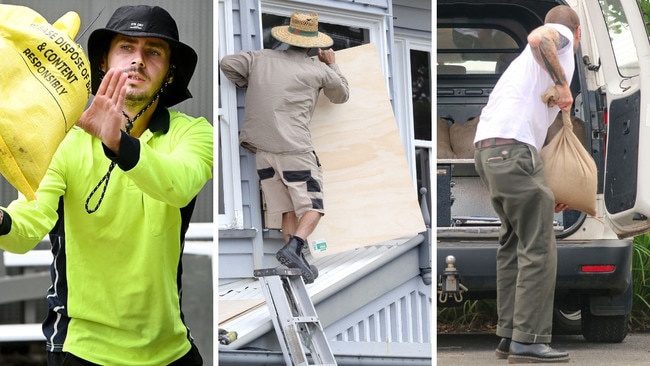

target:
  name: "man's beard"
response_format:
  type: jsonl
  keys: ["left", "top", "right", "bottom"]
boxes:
{"left": 125, "top": 88, "right": 157, "bottom": 109}
{"left": 124, "top": 78, "right": 165, "bottom": 110}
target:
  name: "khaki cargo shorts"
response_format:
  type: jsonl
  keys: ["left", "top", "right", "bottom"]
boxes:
{"left": 256, "top": 150, "right": 324, "bottom": 217}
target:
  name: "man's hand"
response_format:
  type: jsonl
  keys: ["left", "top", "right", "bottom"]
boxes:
{"left": 554, "top": 203, "right": 569, "bottom": 213}
{"left": 76, "top": 68, "right": 127, "bottom": 153}
{"left": 542, "top": 85, "right": 573, "bottom": 113}
{"left": 553, "top": 84, "right": 573, "bottom": 112}
{"left": 318, "top": 48, "right": 336, "bottom": 65}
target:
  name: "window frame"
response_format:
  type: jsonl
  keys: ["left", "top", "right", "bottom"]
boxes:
{"left": 393, "top": 33, "right": 432, "bottom": 191}
{"left": 217, "top": 0, "right": 244, "bottom": 229}
{"left": 260, "top": 1, "right": 390, "bottom": 81}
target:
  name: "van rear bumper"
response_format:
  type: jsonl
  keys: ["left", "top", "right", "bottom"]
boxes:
{"left": 437, "top": 238, "right": 633, "bottom": 297}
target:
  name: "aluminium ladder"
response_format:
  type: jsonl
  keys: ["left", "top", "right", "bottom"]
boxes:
{"left": 254, "top": 267, "right": 337, "bottom": 366}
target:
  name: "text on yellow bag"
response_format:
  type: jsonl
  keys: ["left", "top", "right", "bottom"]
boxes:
{"left": 0, "top": 5, "right": 91, "bottom": 200}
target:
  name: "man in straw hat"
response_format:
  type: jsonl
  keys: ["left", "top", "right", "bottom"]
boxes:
{"left": 0, "top": 5, "right": 212, "bottom": 365}
{"left": 221, "top": 11, "right": 349, "bottom": 283}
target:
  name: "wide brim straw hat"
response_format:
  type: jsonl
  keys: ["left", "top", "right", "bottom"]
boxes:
{"left": 88, "top": 5, "right": 197, "bottom": 107}
{"left": 271, "top": 12, "right": 333, "bottom": 48}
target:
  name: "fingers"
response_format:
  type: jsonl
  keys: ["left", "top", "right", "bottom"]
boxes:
{"left": 559, "top": 97, "right": 573, "bottom": 112}
{"left": 324, "top": 49, "right": 335, "bottom": 59}
{"left": 96, "top": 68, "right": 114, "bottom": 96}
{"left": 78, "top": 68, "right": 127, "bottom": 141}
{"left": 97, "top": 68, "right": 128, "bottom": 101}
{"left": 318, "top": 49, "right": 335, "bottom": 64}
{"left": 556, "top": 85, "right": 573, "bottom": 111}
{"left": 554, "top": 203, "right": 569, "bottom": 213}
{"left": 112, "top": 72, "right": 127, "bottom": 106}
{"left": 116, "top": 77, "right": 127, "bottom": 110}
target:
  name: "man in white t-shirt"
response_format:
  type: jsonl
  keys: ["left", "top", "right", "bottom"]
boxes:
{"left": 473, "top": 5, "right": 581, "bottom": 364}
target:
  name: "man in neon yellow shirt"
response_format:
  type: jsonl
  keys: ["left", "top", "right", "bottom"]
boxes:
{"left": 0, "top": 5, "right": 212, "bottom": 365}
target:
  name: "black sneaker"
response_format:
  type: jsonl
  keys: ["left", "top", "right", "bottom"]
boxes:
{"left": 276, "top": 236, "right": 317, "bottom": 284}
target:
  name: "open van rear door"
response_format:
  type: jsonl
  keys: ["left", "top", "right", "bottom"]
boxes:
{"left": 580, "top": 0, "right": 650, "bottom": 238}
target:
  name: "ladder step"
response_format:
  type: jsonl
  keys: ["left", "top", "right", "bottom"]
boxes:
{"left": 290, "top": 316, "right": 319, "bottom": 323}
{"left": 256, "top": 267, "right": 338, "bottom": 365}
{"left": 254, "top": 267, "right": 302, "bottom": 277}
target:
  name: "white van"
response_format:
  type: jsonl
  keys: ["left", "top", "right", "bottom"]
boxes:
{"left": 437, "top": 0, "right": 650, "bottom": 342}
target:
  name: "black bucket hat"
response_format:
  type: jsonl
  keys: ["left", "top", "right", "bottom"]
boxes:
{"left": 88, "top": 5, "right": 197, "bottom": 107}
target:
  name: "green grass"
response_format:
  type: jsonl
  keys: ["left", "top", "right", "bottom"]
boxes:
{"left": 437, "top": 299, "right": 498, "bottom": 333}
{"left": 630, "top": 233, "right": 650, "bottom": 331}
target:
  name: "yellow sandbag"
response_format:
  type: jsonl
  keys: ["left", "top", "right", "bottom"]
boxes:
{"left": 0, "top": 5, "right": 91, "bottom": 200}
{"left": 540, "top": 88, "right": 597, "bottom": 216}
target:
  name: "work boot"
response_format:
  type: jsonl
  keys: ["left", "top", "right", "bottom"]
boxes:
{"left": 508, "top": 341, "right": 570, "bottom": 363}
{"left": 495, "top": 337, "right": 510, "bottom": 359}
{"left": 276, "top": 236, "right": 317, "bottom": 284}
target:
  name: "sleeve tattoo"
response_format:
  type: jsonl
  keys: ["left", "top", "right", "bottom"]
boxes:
{"left": 538, "top": 32, "right": 569, "bottom": 86}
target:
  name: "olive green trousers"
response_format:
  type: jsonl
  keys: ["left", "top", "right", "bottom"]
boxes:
{"left": 474, "top": 142, "right": 557, "bottom": 344}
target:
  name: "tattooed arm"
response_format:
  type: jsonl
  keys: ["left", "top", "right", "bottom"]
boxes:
{"left": 528, "top": 26, "right": 573, "bottom": 111}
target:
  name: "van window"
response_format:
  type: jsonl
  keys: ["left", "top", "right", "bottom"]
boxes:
{"left": 437, "top": 27, "right": 519, "bottom": 75}
{"left": 598, "top": 0, "right": 639, "bottom": 77}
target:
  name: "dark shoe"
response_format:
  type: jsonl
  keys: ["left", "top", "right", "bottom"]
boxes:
{"left": 495, "top": 338, "right": 510, "bottom": 359}
{"left": 276, "top": 236, "right": 317, "bottom": 284}
{"left": 309, "top": 264, "right": 319, "bottom": 279}
{"left": 508, "top": 341, "right": 570, "bottom": 363}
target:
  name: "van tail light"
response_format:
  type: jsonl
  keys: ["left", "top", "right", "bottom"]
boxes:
{"left": 581, "top": 265, "right": 615, "bottom": 273}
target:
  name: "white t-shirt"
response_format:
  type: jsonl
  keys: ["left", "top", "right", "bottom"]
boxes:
{"left": 474, "top": 23, "right": 576, "bottom": 152}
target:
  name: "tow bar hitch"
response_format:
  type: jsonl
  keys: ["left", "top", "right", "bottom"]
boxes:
{"left": 438, "top": 255, "right": 468, "bottom": 303}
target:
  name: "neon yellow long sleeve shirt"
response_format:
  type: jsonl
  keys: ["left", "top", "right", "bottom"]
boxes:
{"left": 0, "top": 107, "right": 213, "bottom": 365}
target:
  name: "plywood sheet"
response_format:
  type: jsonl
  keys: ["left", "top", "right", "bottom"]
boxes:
{"left": 218, "top": 299, "right": 265, "bottom": 325}
{"left": 303, "top": 43, "right": 425, "bottom": 258}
